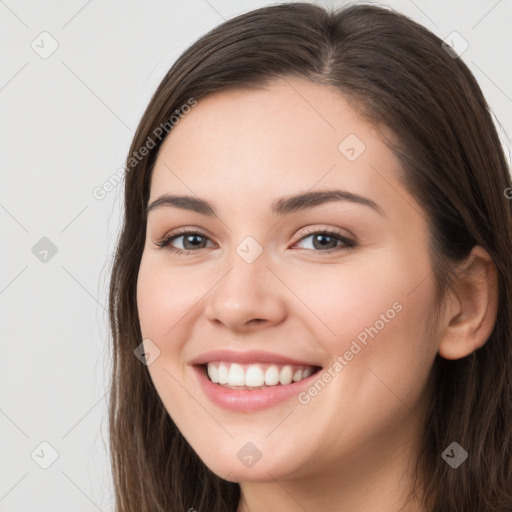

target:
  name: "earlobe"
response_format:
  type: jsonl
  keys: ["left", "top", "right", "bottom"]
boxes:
{"left": 438, "top": 245, "right": 499, "bottom": 360}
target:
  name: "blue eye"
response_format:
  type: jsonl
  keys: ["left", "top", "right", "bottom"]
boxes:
{"left": 154, "top": 229, "right": 356, "bottom": 255}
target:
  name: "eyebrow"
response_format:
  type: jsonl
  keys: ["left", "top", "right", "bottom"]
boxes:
{"left": 145, "top": 189, "right": 385, "bottom": 217}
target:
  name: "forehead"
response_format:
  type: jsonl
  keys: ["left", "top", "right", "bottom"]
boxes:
{"left": 149, "top": 78, "right": 410, "bottom": 220}
{"left": 157, "top": 78, "right": 378, "bottom": 164}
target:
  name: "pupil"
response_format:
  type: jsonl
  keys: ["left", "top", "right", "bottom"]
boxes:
{"left": 314, "top": 234, "right": 336, "bottom": 250}
{"left": 184, "top": 234, "right": 205, "bottom": 250}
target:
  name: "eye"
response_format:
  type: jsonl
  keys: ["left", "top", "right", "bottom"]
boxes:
{"left": 292, "top": 229, "right": 356, "bottom": 254}
{"left": 154, "top": 228, "right": 357, "bottom": 255}
{"left": 154, "top": 230, "right": 214, "bottom": 254}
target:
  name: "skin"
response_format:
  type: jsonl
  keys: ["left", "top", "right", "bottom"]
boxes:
{"left": 136, "top": 77, "right": 498, "bottom": 512}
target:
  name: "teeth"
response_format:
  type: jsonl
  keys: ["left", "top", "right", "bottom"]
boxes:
{"left": 205, "top": 361, "right": 317, "bottom": 388}
{"left": 228, "top": 363, "right": 245, "bottom": 386}
{"left": 245, "top": 365, "right": 265, "bottom": 387}
{"left": 218, "top": 363, "right": 229, "bottom": 384}
{"left": 292, "top": 369, "right": 302, "bottom": 382}
{"left": 280, "top": 365, "right": 293, "bottom": 385}
{"left": 264, "top": 365, "right": 280, "bottom": 385}
{"left": 207, "top": 363, "right": 219, "bottom": 383}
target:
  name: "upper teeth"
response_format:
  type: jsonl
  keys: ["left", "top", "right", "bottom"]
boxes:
{"left": 206, "top": 361, "right": 316, "bottom": 388}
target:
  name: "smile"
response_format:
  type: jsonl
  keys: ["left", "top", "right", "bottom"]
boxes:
{"left": 205, "top": 361, "right": 319, "bottom": 389}
{"left": 193, "top": 363, "right": 322, "bottom": 412}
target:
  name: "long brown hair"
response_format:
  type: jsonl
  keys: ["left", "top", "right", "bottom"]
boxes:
{"left": 107, "top": 3, "right": 512, "bottom": 510}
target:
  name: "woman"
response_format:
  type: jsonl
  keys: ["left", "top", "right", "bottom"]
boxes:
{"left": 107, "top": 2, "right": 512, "bottom": 511}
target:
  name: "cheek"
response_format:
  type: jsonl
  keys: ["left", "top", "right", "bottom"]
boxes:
{"left": 289, "top": 248, "right": 437, "bottom": 372}
{"left": 136, "top": 254, "right": 201, "bottom": 339}
{"left": 286, "top": 255, "right": 406, "bottom": 337}
{"left": 136, "top": 256, "right": 202, "bottom": 425}
{"left": 137, "top": 262, "right": 167, "bottom": 340}
{"left": 287, "top": 258, "right": 436, "bottom": 460}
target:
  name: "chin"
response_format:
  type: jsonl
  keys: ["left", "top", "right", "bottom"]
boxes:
{"left": 199, "top": 453, "right": 301, "bottom": 484}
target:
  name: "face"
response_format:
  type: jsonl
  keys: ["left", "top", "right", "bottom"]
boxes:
{"left": 136, "top": 78, "right": 440, "bottom": 483}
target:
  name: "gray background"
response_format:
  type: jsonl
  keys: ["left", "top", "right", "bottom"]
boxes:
{"left": 1, "top": 0, "right": 511, "bottom": 510}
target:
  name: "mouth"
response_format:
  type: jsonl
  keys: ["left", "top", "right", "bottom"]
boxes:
{"left": 199, "top": 361, "right": 323, "bottom": 390}
{"left": 190, "top": 349, "right": 324, "bottom": 411}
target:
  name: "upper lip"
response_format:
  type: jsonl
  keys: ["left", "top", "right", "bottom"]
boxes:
{"left": 190, "top": 349, "right": 322, "bottom": 367}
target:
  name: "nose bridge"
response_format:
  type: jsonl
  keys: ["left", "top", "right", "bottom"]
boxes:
{"left": 204, "top": 235, "right": 286, "bottom": 329}
{"left": 217, "top": 236, "right": 271, "bottom": 304}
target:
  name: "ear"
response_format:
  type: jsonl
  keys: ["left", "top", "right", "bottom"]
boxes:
{"left": 438, "top": 245, "right": 499, "bottom": 360}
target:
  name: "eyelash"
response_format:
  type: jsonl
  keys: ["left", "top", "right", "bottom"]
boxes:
{"left": 154, "top": 227, "right": 357, "bottom": 256}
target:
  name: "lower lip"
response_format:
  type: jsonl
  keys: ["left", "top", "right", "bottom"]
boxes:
{"left": 192, "top": 365, "right": 321, "bottom": 412}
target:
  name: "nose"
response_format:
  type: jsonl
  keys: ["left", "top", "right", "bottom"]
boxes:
{"left": 203, "top": 250, "right": 287, "bottom": 333}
